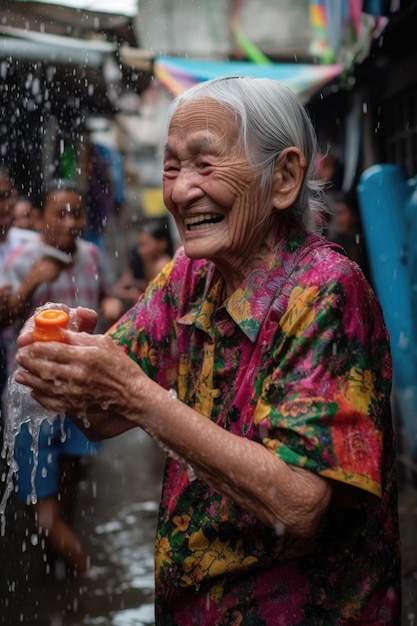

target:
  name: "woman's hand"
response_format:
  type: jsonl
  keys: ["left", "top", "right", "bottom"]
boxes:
{"left": 17, "top": 305, "right": 98, "bottom": 347}
{"left": 14, "top": 312, "right": 150, "bottom": 440}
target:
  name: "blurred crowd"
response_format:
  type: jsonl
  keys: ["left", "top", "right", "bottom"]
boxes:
{"left": 0, "top": 166, "right": 175, "bottom": 578}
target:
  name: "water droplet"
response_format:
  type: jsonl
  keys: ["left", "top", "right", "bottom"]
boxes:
{"left": 168, "top": 388, "right": 178, "bottom": 400}
{"left": 274, "top": 521, "right": 285, "bottom": 536}
{"left": 77, "top": 410, "right": 90, "bottom": 429}
{"left": 187, "top": 465, "right": 197, "bottom": 482}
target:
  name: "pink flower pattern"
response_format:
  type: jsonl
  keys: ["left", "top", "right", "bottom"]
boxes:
{"left": 109, "top": 223, "right": 400, "bottom": 625}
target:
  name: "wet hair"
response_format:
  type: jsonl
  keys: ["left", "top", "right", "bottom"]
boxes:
{"left": 38, "top": 178, "right": 84, "bottom": 213}
{"left": 165, "top": 76, "right": 325, "bottom": 232}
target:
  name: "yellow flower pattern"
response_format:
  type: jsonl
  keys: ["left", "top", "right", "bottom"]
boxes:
{"left": 343, "top": 367, "right": 375, "bottom": 414}
{"left": 108, "top": 227, "right": 400, "bottom": 624}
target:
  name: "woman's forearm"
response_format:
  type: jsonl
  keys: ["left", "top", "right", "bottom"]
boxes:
{"left": 126, "top": 379, "right": 333, "bottom": 537}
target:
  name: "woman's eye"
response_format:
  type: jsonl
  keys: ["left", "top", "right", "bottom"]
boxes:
{"left": 163, "top": 164, "right": 179, "bottom": 173}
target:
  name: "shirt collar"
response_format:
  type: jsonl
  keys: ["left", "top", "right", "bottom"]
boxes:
{"left": 178, "top": 223, "right": 319, "bottom": 342}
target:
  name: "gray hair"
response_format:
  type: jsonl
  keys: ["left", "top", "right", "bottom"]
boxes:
{"left": 165, "top": 77, "right": 325, "bottom": 232}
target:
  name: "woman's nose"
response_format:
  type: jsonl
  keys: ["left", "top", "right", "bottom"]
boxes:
{"left": 171, "top": 168, "right": 203, "bottom": 206}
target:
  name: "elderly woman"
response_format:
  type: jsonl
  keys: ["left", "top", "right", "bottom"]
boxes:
{"left": 15, "top": 78, "right": 400, "bottom": 624}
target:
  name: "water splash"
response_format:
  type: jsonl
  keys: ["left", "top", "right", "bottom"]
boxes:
{"left": 76, "top": 409, "right": 90, "bottom": 429}
{"left": 186, "top": 465, "right": 197, "bottom": 482}
{"left": 0, "top": 376, "right": 58, "bottom": 532}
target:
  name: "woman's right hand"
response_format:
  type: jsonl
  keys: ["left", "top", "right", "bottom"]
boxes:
{"left": 14, "top": 322, "right": 149, "bottom": 440}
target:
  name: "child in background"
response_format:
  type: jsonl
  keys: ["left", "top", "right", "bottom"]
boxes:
{"left": 8, "top": 195, "right": 40, "bottom": 249}
{"left": 12, "top": 195, "right": 35, "bottom": 230}
{"left": 115, "top": 217, "right": 174, "bottom": 309}
{"left": 1, "top": 178, "right": 122, "bottom": 577}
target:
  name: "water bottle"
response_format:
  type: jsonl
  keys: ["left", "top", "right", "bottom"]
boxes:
{"left": 12, "top": 308, "right": 69, "bottom": 424}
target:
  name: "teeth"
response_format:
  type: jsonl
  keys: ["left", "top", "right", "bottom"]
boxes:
{"left": 184, "top": 214, "right": 223, "bottom": 230}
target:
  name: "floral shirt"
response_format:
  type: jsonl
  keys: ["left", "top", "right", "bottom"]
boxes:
{"left": 108, "top": 224, "right": 401, "bottom": 625}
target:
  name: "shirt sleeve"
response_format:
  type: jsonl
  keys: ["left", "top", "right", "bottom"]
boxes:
{"left": 106, "top": 257, "right": 178, "bottom": 385}
{"left": 254, "top": 268, "right": 391, "bottom": 498}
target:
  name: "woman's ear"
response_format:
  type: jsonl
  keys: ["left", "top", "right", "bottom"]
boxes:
{"left": 271, "top": 147, "right": 307, "bottom": 211}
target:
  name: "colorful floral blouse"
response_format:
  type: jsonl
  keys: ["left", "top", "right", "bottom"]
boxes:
{"left": 108, "top": 224, "right": 401, "bottom": 625}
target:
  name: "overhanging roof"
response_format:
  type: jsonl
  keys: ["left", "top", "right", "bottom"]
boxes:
{"left": 0, "top": 25, "right": 116, "bottom": 66}
{"left": 6, "top": 0, "right": 138, "bottom": 17}
{"left": 13, "top": 0, "right": 139, "bottom": 17}
{"left": 154, "top": 56, "right": 342, "bottom": 103}
{"left": 0, "top": 22, "right": 153, "bottom": 115}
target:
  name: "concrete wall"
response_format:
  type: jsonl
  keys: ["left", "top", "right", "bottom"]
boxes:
{"left": 136, "top": 0, "right": 311, "bottom": 59}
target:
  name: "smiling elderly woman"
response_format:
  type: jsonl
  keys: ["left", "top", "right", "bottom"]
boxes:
{"left": 15, "top": 77, "right": 400, "bottom": 624}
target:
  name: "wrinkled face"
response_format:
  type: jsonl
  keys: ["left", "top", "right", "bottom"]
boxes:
{"left": 41, "top": 190, "right": 85, "bottom": 253}
{"left": 163, "top": 99, "right": 269, "bottom": 276}
{"left": 0, "top": 175, "right": 15, "bottom": 241}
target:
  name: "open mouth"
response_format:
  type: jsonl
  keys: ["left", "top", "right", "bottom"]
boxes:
{"left": 184, "top": 214, "right": 224, "bottom": 231}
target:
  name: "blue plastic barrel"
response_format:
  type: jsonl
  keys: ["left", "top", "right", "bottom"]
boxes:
{"left": 358, "top": 164, "right": 417, "bottom": 457}
{"left": 403, "top": 179, "right": 417, "bottom": 352}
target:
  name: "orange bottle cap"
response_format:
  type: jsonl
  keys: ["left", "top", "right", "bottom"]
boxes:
{"left": 35, "top": 309, "right": 69, "bottom": 328}
{"left": 32, "top": 309, "right": 69, "bottom": 342}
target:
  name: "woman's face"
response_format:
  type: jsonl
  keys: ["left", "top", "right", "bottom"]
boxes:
{"left": 163, "top": 99, "right": 270, "bottom": 277}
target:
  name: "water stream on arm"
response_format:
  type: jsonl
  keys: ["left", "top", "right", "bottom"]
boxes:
{"left": 0, "top": 375, "right": 63, "bottom": 534}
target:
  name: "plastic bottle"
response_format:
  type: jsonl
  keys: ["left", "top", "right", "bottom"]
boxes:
{"left": 16, "top": 308, "right": 69, "bottom": 423}
{"left": 7, "top": 308, "right": 69, "bottom": 425}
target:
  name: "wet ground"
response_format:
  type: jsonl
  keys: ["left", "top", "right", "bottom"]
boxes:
{"left": 0, "top": 429, "right": 165, "bottom": 626}
{"left": 1, "top": 427, "right": 417, "bottom": 625}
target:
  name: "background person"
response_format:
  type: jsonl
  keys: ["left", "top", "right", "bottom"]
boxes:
{"left": 8, "top": 195, "right": 40, "bottom": 249}
{"left": 13, "top": 78, "right": 400, "bottom": 623}
{"left": 115, "top": 217, "right": 174, "bottom": 308}
{"left": 1, "top": 178, "right": 122, "bottom": 577}
{"left": 12, "top": 195, "right": 35, "bottom": 230}
{"left": 326, "top": 188, "right": 371, "bottom": 280}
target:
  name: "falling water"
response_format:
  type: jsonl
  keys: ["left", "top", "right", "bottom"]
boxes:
{"left": 0, "top": 376, "right": 61, "bottom": 533}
